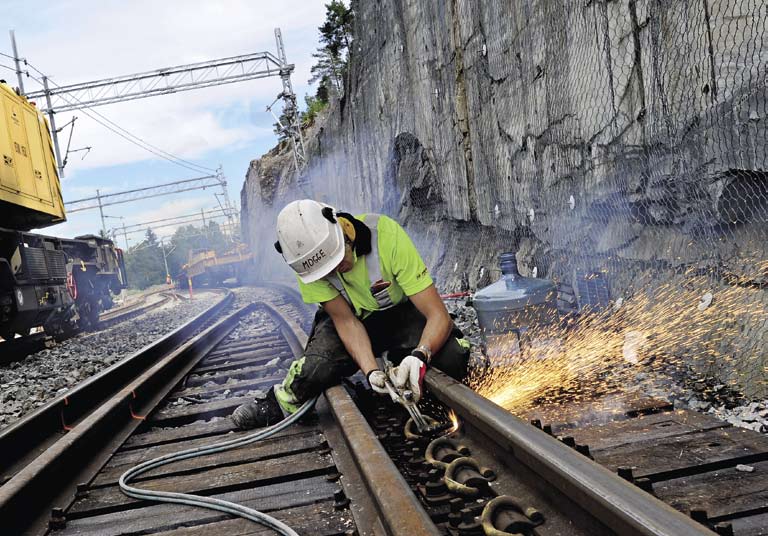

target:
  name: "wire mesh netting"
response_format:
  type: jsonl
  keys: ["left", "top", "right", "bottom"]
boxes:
{"left": 404, "top": 1, "right": 768, "bottom": 400}
{"left": 245, "top": 0, "right": 767, "bottom": 401}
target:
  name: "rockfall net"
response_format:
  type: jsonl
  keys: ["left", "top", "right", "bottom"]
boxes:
{"left": 242, "top": 1, "right": 768, "bottom": 398}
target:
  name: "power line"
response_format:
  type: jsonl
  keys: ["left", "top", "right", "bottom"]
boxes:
{"left": 64, "top": 174, "right": 225, "bottom": 213}
{"left": 7, "top": 29, "right": 304, "bottom": 178}
{"left": 47, "top": 80, "right": 216, "bottom": 174}
{"left": 116, "top": 212, "right": 234, "bottom": 236}
{"left": 23, "top": 66, "right": 216, "bottom": 174}
{"left": 118, "top": 207, "right": 232, "bottom": 231}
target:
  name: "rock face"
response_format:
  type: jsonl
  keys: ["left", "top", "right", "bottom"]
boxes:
{"left": 241, "top": 0, "right": 768, "bottom": 397}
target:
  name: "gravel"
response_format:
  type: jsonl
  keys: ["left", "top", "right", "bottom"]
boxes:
{"left": 152, "top": 303, "right": 294, "bottom": 414}
{"left": 707, "top": 401, "right": 768, "bottom": 433}
{"left": 0, "top": 292, "right": 221, "bottom": 430}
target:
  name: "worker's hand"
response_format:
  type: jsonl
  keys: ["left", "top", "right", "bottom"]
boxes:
{"left": 392, "top": 355, "right": 427, "bottom": 402}
{"left": 366, "top": 369, "right": 390, "bottom": 395}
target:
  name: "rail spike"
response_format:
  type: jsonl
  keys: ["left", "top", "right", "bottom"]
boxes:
{"left": 480, "top": 495, "right": 545, "bottom": 536}
{"left": 404, "top": 415, "right": 440, "bottom": 440}
{"left": 443, "top": 456, "right": 494, "bottom": 498}
{"left": 424, "top": 436, "right": 471, "bottom": 469}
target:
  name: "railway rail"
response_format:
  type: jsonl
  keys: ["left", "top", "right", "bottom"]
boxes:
{"left": 96, "top": 289, "right": 175, "bottom": 329}
{"left": 0, "top": 285, "right": 765, "bottom": 535}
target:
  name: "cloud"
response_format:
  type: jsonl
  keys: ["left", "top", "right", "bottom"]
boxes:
{"left": 134, "top": 196, "right": 212, "bottom": 224}
{"left": 57, "top": 103, "right": 275, "bottom": 175}
{"left": 5, "top": 0, "right": 326, "bottom": 176}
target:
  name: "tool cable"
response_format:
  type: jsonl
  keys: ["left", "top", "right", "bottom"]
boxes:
{"left": 119, "top": 396, "right": 319, "bottom": 536}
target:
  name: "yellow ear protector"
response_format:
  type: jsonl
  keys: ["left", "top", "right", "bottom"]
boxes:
{"left": 338, "top": 217, "right": 356, "bottom": 243}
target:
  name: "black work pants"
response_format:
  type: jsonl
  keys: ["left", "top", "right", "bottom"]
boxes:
{"left": 279, "top": 300, "right": 469, "bottom": 408}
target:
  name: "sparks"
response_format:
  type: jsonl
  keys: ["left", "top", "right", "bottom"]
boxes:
{"left": 448, "top": 409, "right": 460, "bottom": 433}
{"left": 469, "top": 272, "right": 766, "bottom": 416}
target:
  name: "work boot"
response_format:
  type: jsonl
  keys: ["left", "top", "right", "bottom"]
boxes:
{"left": 231, "top": 388, "right": 285, "bottom": 430}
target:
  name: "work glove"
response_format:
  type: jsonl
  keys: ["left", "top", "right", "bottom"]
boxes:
{"left": 392, "top": 353, "right": 428, "bottom": 403}
{"left": 366, "top": 369, "right": 390, "bottom": 395}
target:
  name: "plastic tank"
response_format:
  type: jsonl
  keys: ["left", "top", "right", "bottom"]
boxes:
{"left": 473, "top": 252, "right": 558, "bottom": 353}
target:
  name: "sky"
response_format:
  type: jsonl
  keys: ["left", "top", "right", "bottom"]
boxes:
{"left": 1, "top": 0, "right": 327, "bottom": 246}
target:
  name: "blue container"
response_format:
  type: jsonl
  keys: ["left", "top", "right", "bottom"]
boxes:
{"left": 473, "top": 253, "right": 558, "bottom": 348}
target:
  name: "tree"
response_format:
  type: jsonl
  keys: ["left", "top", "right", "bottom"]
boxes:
{"left": 309, "top": 1, "right": 354, "bottom": 97}
{"left": 145, "top": 228, "right": 159, "bottom": 246}
{"left": 123, "top": 224, "right": 232, "bottom": 289}
{"left": 123, "top": 228, "right": 165, "bottom": 289}
{"left": 315, "top": 76, "right": 330, "bottom": 104}
{"left": 272, "top": 106, "right": 295, "bottom": 141}
{"left": 301, "top": 94, "right": 329, "bottom": 127}
{"left": 166, "top": 223, "right": 230, "bottom": 278}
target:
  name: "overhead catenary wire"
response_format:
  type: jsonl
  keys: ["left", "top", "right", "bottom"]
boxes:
{"left": 21, "top": 63, "right": 216, "bottom": 175}
{"left": 23, "top": 62, "right": 216, "bottom": 174}
{"left": 119, "top": 396, "right": 318, "bottom": 536}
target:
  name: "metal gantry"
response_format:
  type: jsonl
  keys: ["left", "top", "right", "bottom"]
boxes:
{"left": 63, "top": 172, "right": 239, "bottom": 238}
{"left": 111, "top": 207, "right": 237, "bottom": 237}
{"left": 273, "top": 28, "right": 307, "bottom": 172}
{"left": 25, "top": 52, "right": 287, "bottom": 113}
{"left": 10, "top": 28, "right": 307, "bottom": 177}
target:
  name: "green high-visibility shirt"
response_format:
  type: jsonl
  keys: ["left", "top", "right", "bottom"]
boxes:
{"left": 297, "top": 214, "right": 433, "bottom": 318}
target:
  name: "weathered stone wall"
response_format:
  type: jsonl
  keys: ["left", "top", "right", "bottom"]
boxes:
{"left": 241, "top": 0, "right": 768, "bottom": 396}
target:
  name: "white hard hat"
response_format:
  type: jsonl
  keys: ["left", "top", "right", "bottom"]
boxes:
{"left": 276, "top": 199, "right": 345, "bottom": 283}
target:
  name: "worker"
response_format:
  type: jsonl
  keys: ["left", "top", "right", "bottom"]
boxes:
{"left": 231, "top": 199, "right": 470, "bottom": 429}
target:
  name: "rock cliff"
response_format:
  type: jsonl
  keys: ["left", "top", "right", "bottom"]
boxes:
{"left": 241, "top": 0, "right": 767, "bottom": 396}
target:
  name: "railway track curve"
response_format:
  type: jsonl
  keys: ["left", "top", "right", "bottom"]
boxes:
{"left": 0, "top": 285, "right": 764, "bottom": 535}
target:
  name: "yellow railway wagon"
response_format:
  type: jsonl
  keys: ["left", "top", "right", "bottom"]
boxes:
{"left": 0, "top": 81, "right": 65, "bottom": 231}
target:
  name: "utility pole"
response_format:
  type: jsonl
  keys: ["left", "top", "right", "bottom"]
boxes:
{"left": 42, "top": 76, "right": 65, "bottom": 177}
{"left": 216, "top": 167, "right": 236, "bottom": 240}
{"left": 105, "top": 214, "right": 130, "bottom": 249}
{"left": 9, "top": 31, "right": 25, "bottom": 95}
{"left": 160, "top": 239, "right": 171, "bottom": 283}
{"left": 122, "top": 220, "right": 129, "bottom": 250}
{"left": 96, "top": 189, "right": 107, "bottom": 236}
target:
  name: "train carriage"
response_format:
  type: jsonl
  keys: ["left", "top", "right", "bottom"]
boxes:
{"left": 0, "top": 80, "right": 127, "bottom": 339}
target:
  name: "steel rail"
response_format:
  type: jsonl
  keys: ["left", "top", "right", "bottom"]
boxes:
{"left": 0, "top": 290, "right": 232, "bottom": 487}
{"left": 0, "top": 298, "right": 245, "bottom": 535}
{"left": 325, "top": 385, "right": 441, "bottom": 536}
{"left": 97, "top": 290, "right": 172, "bottom": 327}
{"left": 1, "top": 286, "right": 440, "bottom": 535}
{"left": 259, "top": 294, "right": 441, "bottom": 536}
{"left": 425, "top": 369, "right": 716, "bottom": 536}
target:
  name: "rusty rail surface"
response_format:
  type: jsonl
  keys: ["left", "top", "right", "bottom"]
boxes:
{"left": 0, "top": 290, "right": 233, "bottom": 490}
{"left": 425, "top": 369, "right": 716, "bottom": 536}
{"left": 97, "top": 290, "right": 172, "bottom": 327}
{"left": 0, "top": 286, "right": 439, "bottom": 535}
{"left": 261, "top": 296, "right": 440, "bottom": 535}
{"left": 1, "top": 282, "right": 722, "bottom": 536}
{"left": 0, "top": 295, "right": 240, "bottom": 534}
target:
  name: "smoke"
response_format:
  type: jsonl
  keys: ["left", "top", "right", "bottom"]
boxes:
{"left": 238, "top": 128, "right": 383, "bottom": 285}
